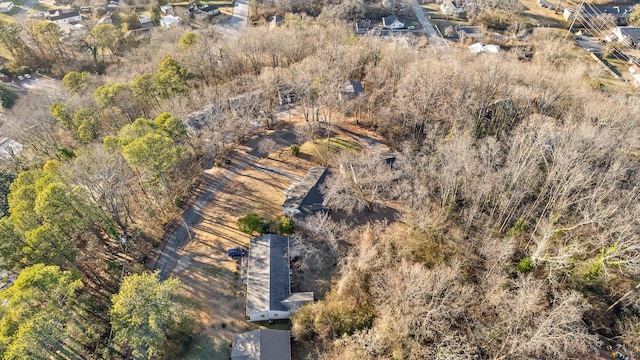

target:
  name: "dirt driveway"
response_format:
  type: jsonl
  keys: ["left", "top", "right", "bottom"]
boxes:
{"left": 175, "top": 128, "right": 317, "bottom": 358}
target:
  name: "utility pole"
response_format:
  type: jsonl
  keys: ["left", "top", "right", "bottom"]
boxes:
{"left": 555, "top": 0, "right": 563, "bottom": 14}
{"left": 565, "top": 0, "right": 585, "bottom": 40}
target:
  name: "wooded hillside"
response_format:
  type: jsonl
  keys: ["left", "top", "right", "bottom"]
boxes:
{"left": 0, "top": 9, "right": 639, "bottom": 359}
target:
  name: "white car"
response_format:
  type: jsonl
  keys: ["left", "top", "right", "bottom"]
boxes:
{"left": 24, "top": 74, "right": 31, "bottom": 79}
{"left": 17, "top": 76, "right": 24, "bottom": 81}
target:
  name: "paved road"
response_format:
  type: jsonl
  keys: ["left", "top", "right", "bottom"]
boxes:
{"left": 219, "top": 0, "right": 248, "bottom": 36}
{"left": 17, "top": 0, "right": 39, "bottom": 15}
{"left": 575, "top": 36, "right": 605, "bottom": 54}
{"left": 409, "top": 0, "right": 447, "bottom": 49}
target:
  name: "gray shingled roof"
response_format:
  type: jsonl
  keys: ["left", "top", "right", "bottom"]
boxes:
{"left": 382, "top": 14, "right": 400, "bottom": 27}
{"left": 246, "top": 235, "right": 290, "bottom": 317}
{"left": 339, "top": 80, "right": 365, "bottom": 99}
{"left": 620, "top": 27, "right": 640, "bottom": 44}
{"left": 231, "top": 329, "right": 291, "bottom": 360}
{"left": 282, "top": 167, "right": 328, "bottom": 217}
{"left": 50, "top": 10, "right": 80, "bottom": 21}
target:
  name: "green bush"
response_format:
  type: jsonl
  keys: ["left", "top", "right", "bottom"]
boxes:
{"left": 516, "top": 256, "right": 535, "bottom": 273}
{"left": 507, "top": 215, "right": 528, "bottom": 237}
{"left": 290, "top": 144, "right": 300, "bottom": 156}
{"left": 0, "top": 83, "right": 18, "bottom": 109}
{"left": 277, "top": 216, "right": 295, "bottom": 235}
{"left": 237, "top": 213, "right": 269, "bottom": 235}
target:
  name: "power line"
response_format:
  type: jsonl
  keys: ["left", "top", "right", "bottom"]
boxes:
{"left": 565, "top": 1, "right": 638, "bottom": 63}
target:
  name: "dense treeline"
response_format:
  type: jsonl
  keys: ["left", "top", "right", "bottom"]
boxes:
{"left": 0, "top": 10, "right": 639, "bottom": 359}
{"left": 289, "top": 30, "right": 640, "bottom": 360}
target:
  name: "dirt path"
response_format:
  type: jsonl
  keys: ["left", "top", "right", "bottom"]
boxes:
{"left": 156, "top": 147, "right": 259, "bottom": 280}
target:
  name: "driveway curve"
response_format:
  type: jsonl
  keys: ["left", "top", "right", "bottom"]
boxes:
{"left": 156, "top": 150, "right": 258, "bottom": 280}
{"left": 219, "top": 0, "right": 248, "bottom": 35}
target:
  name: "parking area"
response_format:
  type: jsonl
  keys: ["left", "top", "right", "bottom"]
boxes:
{"left": 575, "top": 35, "right": 606, "bottom": 54}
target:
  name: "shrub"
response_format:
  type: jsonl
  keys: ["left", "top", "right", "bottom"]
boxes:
{"left": 276, "top": 216, "right": 295, "bottom": 235}
{"left": 290, "top": 144, "right": 300, "bottom": 156}
{"left": 237, "top": 213, "right": 269, "bottom": 235}
{"left": 516, "top": 256, "right": 535, "bottom": 273}
{"left": 0, "top": 83, "right": 18, "bottom": 109}
{"left": 507, "top": 215, "right": 528, "bottom": 237}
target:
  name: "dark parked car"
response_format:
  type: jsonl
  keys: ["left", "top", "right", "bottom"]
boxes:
{"left": 227, "top": 248, "right": 246, "bottom": 257}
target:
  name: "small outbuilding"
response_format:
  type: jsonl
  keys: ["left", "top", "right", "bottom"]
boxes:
{"left": 282, "top": 167, "right": 329, "bottom": 218}
{"left": 0, "top": 1, "right": 14, "bottom": 13}
{"left": 231, "top": 329, "right": 291, "bottom": 360}
{"left": 0, "top": 138, "right": 23, "bottom": 160}
{"left": 339, "top": 80, "right": 365, "bottom": 102}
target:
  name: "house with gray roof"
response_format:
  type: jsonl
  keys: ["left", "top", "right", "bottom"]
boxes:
{"left": 382, "top": 14, "right": 404, "bottom": 29}
{"left": 610, "top": 27, "right": 640, "bottom": 46}
{"left": 49, "top": 10, "right": 81, "bottom": 24}
{"left": 246, "top": 235, "right": 313, "bottom": 322}
{"left": 231, "top": 329, "right": 291, "bottom": 360}
{"left": 282, "top": 167, "right": 329, "bottom": 219}
{"left": 339, "top": 80, "right": 365, "bottom": 102}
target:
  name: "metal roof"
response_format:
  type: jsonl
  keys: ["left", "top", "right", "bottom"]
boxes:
{"left": 246, "top": 235, "right": 290, "bottom": 317}
{"left": 282, "top": 167, "right": 328, "bottom": 217}
{"left": 231, "top": 329, "right": 291, "bottom": 360}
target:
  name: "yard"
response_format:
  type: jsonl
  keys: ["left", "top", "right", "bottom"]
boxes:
{"left": 176, "top": 113, "right": 318, "bottom": 359}
{"left": 171, "top": 108, "right": 389, "bottom": 358}
{"left": 518, "top": 0, "right": 567, "bottom": 28}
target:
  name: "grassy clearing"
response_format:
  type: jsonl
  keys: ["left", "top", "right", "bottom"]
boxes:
{"left": 33, "top": 3, "right": 51, "bottom": 12}
{"left": 200, "top": 0, "right": 234, "bottom": 6}
{"left": 518, "top": 0, "right": 567, "bottom": 27}
{"left": 0, "top": 13, "right": 13, "bottom": 22}
{"left": 184, "top": 335, "right": 230, "bottom": 360}
{"left": 297, "top": 137, "right": 361, "bottom": 166}
{"left": 318, "top": 137, "right": 361, "bottom": 152}
{"left": 605, "top": 56, "right": 629, "bottom": 75}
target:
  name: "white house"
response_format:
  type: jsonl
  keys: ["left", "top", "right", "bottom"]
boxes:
{"left": 245, "top": 235, "right": 313, "bottom": 322}
{"left": 159, "top": 14, "right": 180, "bottom": 28}
{"left": 440, "top": 0, "right": 463, "bottom": 16}
{"left": 382, "top": 14, "right": 404, "bottom": 30}
{"left": 49, "top": 10, "right": 81, "bottom": 24}
{"left": 609, "top": 27, "right": 640, "bottom": 46}
{"left": 0, "top": 1, "right": 14, "bottom": 13}
{"left": 160, "top": 4, "right": 172, "bottom": 14}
